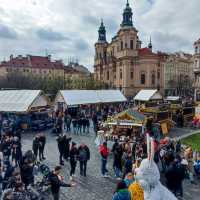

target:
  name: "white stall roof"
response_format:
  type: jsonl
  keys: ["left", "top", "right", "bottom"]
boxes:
{"left": 134, "top": 89, "right": 162, "bottom": 101}
{"left": 97, "top": 90, "right": 127, "bottom": 103}
{"left": 0, "top": 90, "right": 47, "bottom": 112}
{"left": 57, "top": 90, "right": 127, "bottom": 106}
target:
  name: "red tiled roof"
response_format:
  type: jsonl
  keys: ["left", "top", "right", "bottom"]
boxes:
{"left": 138, "top": 48, "right": 156, "bottom": 57}
{"left": 0, "top": 55, "right": 65, "bottom": 70}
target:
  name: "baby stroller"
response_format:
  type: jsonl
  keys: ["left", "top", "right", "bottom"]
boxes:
{"left": 194, "top": 160, "right": 200, "bottom": 178}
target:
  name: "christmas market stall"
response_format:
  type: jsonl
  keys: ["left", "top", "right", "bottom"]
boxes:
{"left": 100, "top": 109, "right": 146, "bottom": 142}
{"left": 134, "top": 89, "right": 163, "bottom": 107}
{"left": 0, "top": 90, "right": 53, "bottom": 131}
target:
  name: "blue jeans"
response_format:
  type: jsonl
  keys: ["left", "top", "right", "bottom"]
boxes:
{"left": 101, "top": 158, "right": 108, "bottom": 175}
{"left": 114, "top": 166, "right": 121, "bottom": 178}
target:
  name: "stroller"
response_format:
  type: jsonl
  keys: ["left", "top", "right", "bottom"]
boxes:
{"left": 194, "top": 160, "right": 200, "bottom": 178}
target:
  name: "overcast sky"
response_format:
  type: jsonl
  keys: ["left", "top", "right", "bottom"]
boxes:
{"left": 0, "top": 0, "right": 200, "bottom": 71}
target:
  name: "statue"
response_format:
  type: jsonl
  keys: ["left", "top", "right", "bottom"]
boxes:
{"left": 135, "top": 134, "right": 177, "bottom": 200}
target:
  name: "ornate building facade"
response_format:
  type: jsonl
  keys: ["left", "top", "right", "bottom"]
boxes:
{"left": 94, "top": 1, "right": 166, "bottom": 97}
{"left": 194, "top": 38, "right": 200, "bottom": 101}
{"left": 164, "top": 52, "right": 194, "bottom": 96}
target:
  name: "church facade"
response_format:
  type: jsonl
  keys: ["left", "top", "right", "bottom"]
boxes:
{"left": 94, "top": 1, "right": 166, "bottom": 97}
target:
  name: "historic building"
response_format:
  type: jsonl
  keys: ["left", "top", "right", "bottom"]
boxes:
{"left": 0, "top": 54, "right": 89, "bottom": 80}
{"left": 164, "top": 52, "right": 194, "bottom": 96}
{"left": 94, "top": 1, "right": 166, "bottom": 97}
{"left": 193, "top": 38, "right": 200, "bottom": 101}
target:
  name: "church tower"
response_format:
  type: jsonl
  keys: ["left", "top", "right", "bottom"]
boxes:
{"left": 94, "top": 20, "right": 108, "bottom": 81}
{"left": 121, "top": 0, "right": 133, "bottom": 28}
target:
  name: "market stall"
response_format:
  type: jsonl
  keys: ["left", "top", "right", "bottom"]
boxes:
{"left": 134, "top": 89, "right": 163, "bottom": 107}
{"left": 0, "top": 90, "right": 53, "bottom": 131}
{"left": 55, "top": 89, "right": 127, "bottom": 108}
{"left": 101, "top": 109, "right": 145, "bottom": 141}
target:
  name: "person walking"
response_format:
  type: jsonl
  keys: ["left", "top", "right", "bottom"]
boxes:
{"left": 86, "top": 116, "right": 90, "bottom": 134}
{"left": 64, "top": 136, "right": 72, "bottom": 161}
{"left": 64, "top": 114, "right": 72, "bottom": 132}
{"left": 56, "top": 134, "right": 66, "bottom": 165}
{"left": 69, "top": 142, "right": 78, "bottom": 180}
{"left": 39, "top": 133, "right": 46, "bottom": 161}
{"left": 49, "top": 166, "right": 74, "bottom": 200}
{"left": 112, "top": 140, "right": 123, "bottom": 179}
{"left": 99, "top": 142, "right": 109, "bottom": 177}
{"left": 32, "top": 134, "right": 40, "bottom": 161}
{"left": 78, "top": 143, "right": 90, "bottom": 177}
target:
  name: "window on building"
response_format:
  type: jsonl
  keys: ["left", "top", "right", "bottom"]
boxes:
{"left": 119, "top": 85, "right": 122, "bottom": 91}
{"left": 141, "top": 73, "right": 145, "bottom": 84}
{"left": 157, "top": 70, "right": 160, "bottom": 79}
{"left": 120, "top": 69, "right": 123, "bottom": 79}
{"left": 130, "top": 71, "right": 134, "bottom": 79}
{"left": 107, "top": 71, "right": 109, "bottom": 80}
{"left": 23, "top": 69, "right": 26, "bottom": 72}
{"left": 152, "top": 73, "right": 155, "bottom": 85}
{"left": 195, "top": 46, "right": 198, "bottom": 54}
{"left": 121, "top": 41, "right": 123, "bottom": 50}
{"left": 130, "top": 40, "right": 134, "bottom": 49}
{"left": 125, "top": 43, "right": 127, "bottom": 48}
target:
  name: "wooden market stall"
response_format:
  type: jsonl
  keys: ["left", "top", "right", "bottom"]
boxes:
{"left": 134, "top": 89, "right": 163, "bottom": 107}
{"left": 102, "top": 109, "right": 146, "bottom": 142}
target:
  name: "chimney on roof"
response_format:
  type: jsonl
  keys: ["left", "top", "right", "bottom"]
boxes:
{"left": 47, "top": 55, "right": 51, "bottom": 61}
{"left": 10, "top": 54, "right": 13, "bottom": 60}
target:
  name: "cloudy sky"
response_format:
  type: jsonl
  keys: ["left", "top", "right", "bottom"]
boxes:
{"left": 0, "top": 0, "right": 200, "bottom": 71}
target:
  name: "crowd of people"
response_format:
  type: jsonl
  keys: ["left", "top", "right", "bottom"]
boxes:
{"left": 97, "top": 130, "right": 200, "bottom": 200}
{"left": 0, "top": 103, "right": 199, "bottom": 200}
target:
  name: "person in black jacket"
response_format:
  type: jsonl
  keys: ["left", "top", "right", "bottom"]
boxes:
{"left": 69, "top": 142, "right": 78, "bottom": 180}
{"left": 49, "top": 166, "right": 73, "bottom": 200}
{"left": 112, "top": 140, "right": 123, "bottom": 179}
{"left": 32, "top": 134, "right": 40, "bottom": 161}
{"left": 78, "top": 143, "right": 90, "bottom": 177}
{"left": 56, "top": 134, "right": 66, "bottom": 165}
{"left": 64, "top": 136, "right": 72, "bottom": 161}
{"left": 38, "top": 133, "right": 46, "bottom": 161}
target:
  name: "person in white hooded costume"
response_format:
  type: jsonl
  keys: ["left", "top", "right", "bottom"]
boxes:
{"left": 135, "top": 135, "right": 177, "bottom": 200}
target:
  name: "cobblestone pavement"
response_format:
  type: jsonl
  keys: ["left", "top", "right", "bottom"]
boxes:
{"left": 22, "top": 128, "right": 200, "bottom": 200}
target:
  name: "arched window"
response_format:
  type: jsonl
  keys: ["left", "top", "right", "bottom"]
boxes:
{"left": 130, "top": 40, "right": 134, "bottom": 49}
{"left": 141, "top": 73, "right": 145, "bottom": 84}
{"left": 120, "top": 69, "right": 123, "bottom": 79}
{"left": 130, "top": 71, "right": 134, "bottom": 79}
{"left": 107, "top": 71, "right": 109, "bottom": 80}
{"left": 152, "top": 73, "right": 156, "bottom": 85}
{"left": 195, "top": 46, "right": 198, "bottom": 54}
{"left": 121, "top": 41, "right": 123, "bottom": 50}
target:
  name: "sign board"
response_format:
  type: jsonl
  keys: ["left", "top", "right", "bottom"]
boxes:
{"left": 161, "top": 123, "right": 168, "bottom": 135}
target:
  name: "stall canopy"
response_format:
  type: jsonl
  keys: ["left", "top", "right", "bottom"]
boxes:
{"left": 56, "top": 90, "right": 127, "bottom": 106}
{"left": 0, "top": 90, "right": 48, "bottom": 112}
{"left": 134, "top": 89, "right": 162, "bottom": 102}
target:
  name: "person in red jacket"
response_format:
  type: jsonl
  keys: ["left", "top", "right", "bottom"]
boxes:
{"left": 99, "top": 142, "right": 110, "bottom": 177}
